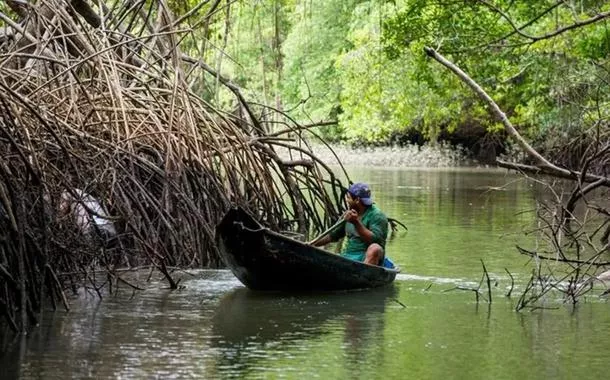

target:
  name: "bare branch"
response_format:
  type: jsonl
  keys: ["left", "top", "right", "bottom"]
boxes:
{"left": 424, "top": 47, "right": 610, "bottom": 187}
{"left": 517, "top": 246, "right": 610, "bottom": 266}
{"left": 479, "top": 0, "right": 610, "bottom": 43}
{"left": 70, "top": 0, "right": 101, "bottom": 28}
{"left": 6, "top": 0, "right": 29, "bottom": 19}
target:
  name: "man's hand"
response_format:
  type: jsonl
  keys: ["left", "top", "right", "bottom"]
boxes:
{"left": 344, "top": 209, "right": 359, "bottom": 224}
{"left": 344, "top": 209, "right": 374, "bottom": 243}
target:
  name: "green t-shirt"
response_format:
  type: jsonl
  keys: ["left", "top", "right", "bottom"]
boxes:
{"left": 329, "top": 204, "right": 388, "bottom": 262}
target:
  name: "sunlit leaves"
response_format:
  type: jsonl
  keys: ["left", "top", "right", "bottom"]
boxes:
{"left": 169, "top": 0, "right": 610, "bottom": 148}
{"left": 378, "top": 0, "right": 610, "bottom": 147}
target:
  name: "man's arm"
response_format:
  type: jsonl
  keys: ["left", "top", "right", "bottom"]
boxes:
{"left": 311, "top": 234, "right": 333, "bottom": 246}
{"left": 352, "top": 220, "right": 374, "bottom": 244}
{"left": 345, "top": 210, "right": 387, "bottom": 245}
{"left": 344, "top": 210, "right": 374, "bottom": 244}
{"left": 311, "top": 219, "right": 346, "bottom": 246}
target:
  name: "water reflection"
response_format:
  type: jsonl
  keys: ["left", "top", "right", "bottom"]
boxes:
{"left": 211, "top": 286, "right": 397, "bottom": 376}
{"left": 0, "top": 331, "right": 24, "bottom": 380}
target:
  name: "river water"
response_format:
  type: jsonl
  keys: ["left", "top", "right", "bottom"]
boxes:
{"left": 2, "top": 167, "right": 609, "bottom": 379}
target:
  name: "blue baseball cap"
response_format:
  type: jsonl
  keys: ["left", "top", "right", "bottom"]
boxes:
{"left": 348, "top": 182, "right": 373, "bottom": 206}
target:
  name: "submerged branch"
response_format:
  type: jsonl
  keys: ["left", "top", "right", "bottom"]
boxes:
{"left": 516, "top": 246, "right": 610, "bottom": 266}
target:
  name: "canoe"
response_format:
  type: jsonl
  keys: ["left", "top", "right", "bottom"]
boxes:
{"left": 215, "top": 206, "right": 399, "bottom": 291}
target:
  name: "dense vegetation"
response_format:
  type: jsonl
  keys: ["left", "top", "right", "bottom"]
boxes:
{"left": 170, "top": 0, "right": 610, "bottom": 308}
{"left": 0, "top": 0, "right": 607, "bottom": 329}
{"left": 0, "top": 0, "right": 347, "bottom": 332}
{"left": 187, "top": 0, "right": 609, "bottom": 162}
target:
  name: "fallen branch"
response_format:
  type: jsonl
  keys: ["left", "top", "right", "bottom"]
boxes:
{"left": 444, "top": 286, "right": 482, "bottom": 303}
{"left": 112, "top": 274, "right": 145, "bottom": 291}
{"left": 505, "top": 268, "right": 514, "bottom": 297}
{"left": 516, "top": 245, "right": 610, "bottom": 266}
{"left": 424, "top": 47, "right": 610, "bottom": 188}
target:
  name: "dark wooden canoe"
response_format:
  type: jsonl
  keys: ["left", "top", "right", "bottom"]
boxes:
{"left": 215, "top": 206, "right": 399, "bottom": 291}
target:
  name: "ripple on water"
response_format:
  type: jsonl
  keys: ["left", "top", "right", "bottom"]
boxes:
{"left": 396, "top": 273, "right": 478, "bottom": 288}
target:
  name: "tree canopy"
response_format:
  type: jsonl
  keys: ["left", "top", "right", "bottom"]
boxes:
{"left": 185, "top": 0, "right": 609, "bottom": 162}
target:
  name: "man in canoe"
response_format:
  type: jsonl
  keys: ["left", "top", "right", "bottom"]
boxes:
{"left": 312, "top": 182, "right": 388, "bottom": 266}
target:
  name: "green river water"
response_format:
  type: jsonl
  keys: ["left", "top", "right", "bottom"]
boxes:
{"left": 1, "top": 167, "right": 609, "bottom": 379}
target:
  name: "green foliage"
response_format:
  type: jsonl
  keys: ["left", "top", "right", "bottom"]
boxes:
{"left": 3, "top": 0, "right": 608, "bottom": 152}
{"left": 281, "top": 0, "right": 367, "bottom": 125}
{"left": 178, "top": 0, "right": 610, "bottom": 153}
{"left": 376, "top": 0, "right": 610, "bottom": 149}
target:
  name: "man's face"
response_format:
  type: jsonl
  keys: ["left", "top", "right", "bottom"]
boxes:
{"left": 345, "top": 192, "right": 358, "bottom": 209}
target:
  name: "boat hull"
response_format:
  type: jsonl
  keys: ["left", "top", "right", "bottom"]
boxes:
{"left": 215, "top": 207, "right": 398, "bottom": 291}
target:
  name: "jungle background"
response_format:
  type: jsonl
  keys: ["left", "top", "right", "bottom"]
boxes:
{"left": 160, "top": 0, "right": 609, "bottom": 164}
{"left": 0, "top": 0, "right": 608, "bottom": 333}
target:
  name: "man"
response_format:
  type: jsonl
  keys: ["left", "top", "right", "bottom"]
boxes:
{"left": 312, "top": 182, "right": 388, "bottom": 266}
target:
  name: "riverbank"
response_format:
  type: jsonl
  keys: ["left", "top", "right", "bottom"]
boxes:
{"left": 306, "top": 142, "right": 478, "bottom": 167}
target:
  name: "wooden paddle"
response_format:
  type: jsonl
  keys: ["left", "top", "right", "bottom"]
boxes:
{"left": 308, "top": 217, "right": 345, "bottom": 245}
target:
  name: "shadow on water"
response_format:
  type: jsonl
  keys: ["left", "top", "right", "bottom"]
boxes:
{"left": 210, "top": 286, "right": 398, "bottom": 377}
{"left": 0, "top": 327, "right": 23, "bottom": 380}
{"left": 0, "top": 296, "right": 110, "bottom": 380}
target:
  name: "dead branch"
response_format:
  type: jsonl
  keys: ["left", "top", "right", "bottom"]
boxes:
{"left": 516, "top": 245, "right": 610, "bottom": 266}
{"left": 479, "top": 1, "right": 610, "bottom": 43}
{"left": 424, "top": 44, "right": 610, "bottom": 310}
{"left": 504, "top": 268, "right": 514, "bottom": 297}
{"left": 425, "top": 47, "right": 610, "bottom": 188}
